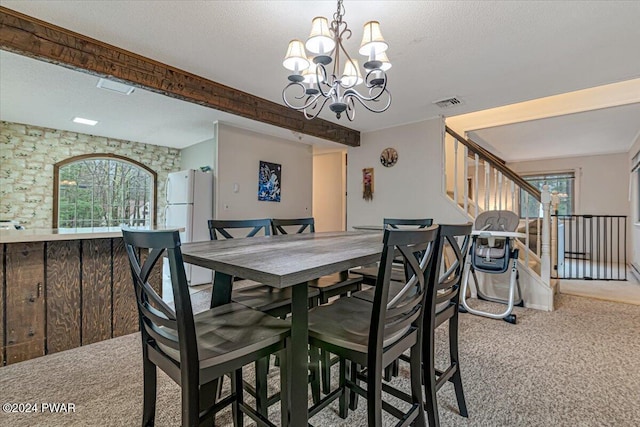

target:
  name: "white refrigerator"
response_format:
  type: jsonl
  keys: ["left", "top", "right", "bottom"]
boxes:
{"left": 164, "top": 169, "right": 213, "bottom": 286}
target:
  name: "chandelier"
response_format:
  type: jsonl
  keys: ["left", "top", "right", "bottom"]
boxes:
{"left": 282, "top": 0, "right": 391, "bottom": 121}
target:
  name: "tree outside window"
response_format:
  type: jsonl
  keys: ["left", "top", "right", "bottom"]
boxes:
{"left": 520, "top": 172, "right": 574, "bottom": 218}
{"left": 55, "top": 155, "right": 155, "bottom": 228}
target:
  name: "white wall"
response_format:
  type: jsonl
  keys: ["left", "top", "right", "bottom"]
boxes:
{"left": 215, "top": 123, "right": 313, "bottom": 221}
{"left": 346, "top": 117, "right": 470, "bottom": 228}
{"left": 181, "top": 134, "right": 217, "bottom": 214}
{"left": 313, "top": 150, "right": 346, "bottom": 232}
{"left": 508, "top": 153, "right": 629, "bottom": 215}
{"left": 181, "top": 136, "right": 216, "bottom": 172}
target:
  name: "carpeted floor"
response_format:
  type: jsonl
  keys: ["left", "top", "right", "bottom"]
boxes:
{"left": 1, "top": 294, "right": 639, "bottom": 426}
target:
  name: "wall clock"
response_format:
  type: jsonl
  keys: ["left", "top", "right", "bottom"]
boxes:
{"left": 380, "top": 147, "right": 398, "bottom": 167}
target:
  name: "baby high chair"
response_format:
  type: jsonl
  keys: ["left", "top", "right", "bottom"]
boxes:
{"left": 460, "top": 210, "right": 524, "bottom": 324}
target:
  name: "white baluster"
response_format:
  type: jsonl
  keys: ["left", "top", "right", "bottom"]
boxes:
{"left": 454, "top": 140, "right": 459, "bottom": 206}
{"left": 541, "top": 185, "right": 552, "bottom": 288}
{"left": 493, "top": 168, "right": 498, "bottom": 210}
{"left": 498, "top": 172, "right": 503, "bottom": 210}
{"left": 474, "top": 154, "right": 479, "bottom": 218}
{"left": 524, "top": 191, "right": 530, "bottom": 267}
{"left": 463, "top": 146, "right": 469, "bottom": 215}
{"left": 484, "top": 161, "right": 490, "bottom": 211}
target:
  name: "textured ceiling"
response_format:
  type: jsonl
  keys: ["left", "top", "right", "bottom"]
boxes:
{"left": 1, "top": 1, "right": 639, "bottom": 153}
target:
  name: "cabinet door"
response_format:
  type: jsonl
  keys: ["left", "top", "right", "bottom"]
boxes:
{"left": 112, "top": 238, "right": 139, "bottom": 337}
{"left": 46, "top": 240, "right": 81, "bottom": 354}
{"left": 82, "top": 239, "right": 112, "bottom": 345}
{"left": 5, "top": 242, "right": 45, "bottom": 364}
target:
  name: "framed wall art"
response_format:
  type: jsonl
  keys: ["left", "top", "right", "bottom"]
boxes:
{"left": 380, "top": 147, "right": 398, "bottom": 167}
{"left": 258, "top": 161, "right": 281, "bottom": 202}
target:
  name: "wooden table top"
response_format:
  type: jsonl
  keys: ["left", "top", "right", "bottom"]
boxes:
{"left": 181, "top": 230, "right": 384, "bottom": 288}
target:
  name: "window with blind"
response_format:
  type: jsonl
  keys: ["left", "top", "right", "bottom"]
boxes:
{"left": 520, "top": 172, "right": 575, "bottom": 217}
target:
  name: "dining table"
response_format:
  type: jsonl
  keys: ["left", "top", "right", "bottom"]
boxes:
{"left": 180, "top": 230, "right": 384, "bottom": 426}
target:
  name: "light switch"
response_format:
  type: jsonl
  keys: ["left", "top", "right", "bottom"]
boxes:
{"left": 232, "top": 183, "right": 240, "bottom": 193}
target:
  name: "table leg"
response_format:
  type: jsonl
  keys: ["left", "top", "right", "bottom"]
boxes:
{"left": 210, "top": 271, "right": 233, "bottom": 308}
{"left": 289, "top": 282, "right": 309, "bottom": 426}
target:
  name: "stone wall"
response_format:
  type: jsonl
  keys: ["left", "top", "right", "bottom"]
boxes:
{"left": 0, "top": 121, "right": 181, "bottom": 228}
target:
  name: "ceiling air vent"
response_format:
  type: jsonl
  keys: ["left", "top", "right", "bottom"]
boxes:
{"left": 96, "top": 78, "right": 135, "bottom": 95}
{"left": 432, "top": 97, "right": 463, "bottom": 109}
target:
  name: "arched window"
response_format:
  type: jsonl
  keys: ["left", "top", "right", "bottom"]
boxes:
{"left": 53, "top": 154, "right": 156, "bottom": 228}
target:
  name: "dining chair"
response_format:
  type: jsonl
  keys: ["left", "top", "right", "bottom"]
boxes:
{"left": 122, "top": 228, "right": 290, "bottom": 427}
{"left": 207, "top": 218, "right": 321, "bottom": 413}
{"left": 421, "top": 223, "right": 472, "bottom": 426}
{"left": 350, "top": 217, "right": 433, "bottom": 381}
{"left": 307, "top": 225, "right": 440, "bottom": 427}
{"left": 350, "top": 218, "right": 434, "bottom": 285}
{"left": 352, "top": 222, "right": 473, "bottom": 426}
{"left": 271, "top": 217, "right": 364, "bottom": 394}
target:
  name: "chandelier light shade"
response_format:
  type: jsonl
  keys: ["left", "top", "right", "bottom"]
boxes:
{"left": 359, "top": 21, "right": 388, "bottom": 56}
{"left": 306, "top": 17, "right": 335, "bottom": 55}
{"left": 283, "top": 39, "right": 310, "bottom": 74}
{"left": 282, "top": 0, "right": 391, "bottom": 120}
{"left": 342, "top": 59, "right": 363, "bottom": 87}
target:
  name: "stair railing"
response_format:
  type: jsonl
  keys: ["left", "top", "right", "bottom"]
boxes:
{"left": 444, "top": 126, "right": 552, "bottom": 286}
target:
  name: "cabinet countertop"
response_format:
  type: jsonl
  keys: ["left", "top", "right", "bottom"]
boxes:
{"left": 0, "top": 226, "right": 183, "bottom": 244}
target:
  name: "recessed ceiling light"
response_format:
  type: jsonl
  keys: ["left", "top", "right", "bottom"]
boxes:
{"left": 96, "top": 78, "right": 135, "bottom": 95}
{"left": 73, "top": 117, "right": 98, "bottom": 126}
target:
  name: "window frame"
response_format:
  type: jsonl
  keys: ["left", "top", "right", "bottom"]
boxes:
{"left": 519, "top": 171, "right": 576, "bottom": 218}
{"left": 53, "top": 153, "right": 157, "bottom": 228}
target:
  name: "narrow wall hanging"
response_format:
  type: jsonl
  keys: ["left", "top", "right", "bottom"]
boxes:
{"left": 363, "top": 167, "right": 374, "bottom": 201}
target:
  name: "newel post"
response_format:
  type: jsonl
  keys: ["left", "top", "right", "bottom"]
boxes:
{"left": 540, "top": 185, "right": 552, "bottom": 287}
{"left": 550, "top": 190, "right": 561, "bottom": 288}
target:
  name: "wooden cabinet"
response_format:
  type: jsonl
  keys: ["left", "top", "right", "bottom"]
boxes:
{"left": 0, "top": 244, "right": 4, "bottom": 366}
{"left": 4, "top": 242, "right": 45, "bottom": 364}
{"left": 1, "top": 236, "right": 153, "bottom": 365}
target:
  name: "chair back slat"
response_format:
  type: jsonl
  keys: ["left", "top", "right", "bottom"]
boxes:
{"left": 125, "top": 245, "right": 176, "bottom": 321}
{"left": 271, "top": 217, "right": 315, "bottom": 235}
{"left": 208, "top": 219, "right": 272, "bottom": 240}
{"left": 123, "top": 229, "right": 199, "bottom": 365}
{"left": 368, "top": 226, "right": 439, "bottom": 354}
{"left": 427, "top": 223, "right": 472, "bottom": 319}
{"left": 384, "top": 218, "right": 433, "bottom": 229}
{"left": 386, "top": 241, "right": 431, "bottom": 308}
{"left": 144, "top": 322, "right": 181, "bottom": 351}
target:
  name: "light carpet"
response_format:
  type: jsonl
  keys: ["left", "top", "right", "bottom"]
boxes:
{"left": 1, "top": 294, "right": 639, "bottom": 426}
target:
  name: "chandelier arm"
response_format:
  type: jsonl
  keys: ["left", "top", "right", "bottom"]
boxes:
{"left": 345, "top": 96, "right": 356, "bottom": 121}
{"left": 303, "top": 96, "right": 332, "bottom": 120}
{"left": 282, "top": 82, "right": 324, "bottom": 111}
{"left": 343, "top": 88, "right": 392, "bottom": 114}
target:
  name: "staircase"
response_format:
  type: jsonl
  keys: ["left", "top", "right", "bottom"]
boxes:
{"left": 443, "top": 126, "right": 555, "bottom": 311}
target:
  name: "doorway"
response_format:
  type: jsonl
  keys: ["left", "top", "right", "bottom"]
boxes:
{"left": 312, "top": 149, "right": 347, "bottom": 232}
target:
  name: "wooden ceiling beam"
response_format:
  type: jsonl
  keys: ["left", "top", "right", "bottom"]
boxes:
{"left": 0, "top": 7, "right": 360, "bottom": 147}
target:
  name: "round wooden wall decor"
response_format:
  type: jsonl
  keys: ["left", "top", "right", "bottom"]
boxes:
{"left": 380, "top": 147, "right": 398, "bottom": 167}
